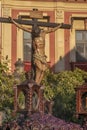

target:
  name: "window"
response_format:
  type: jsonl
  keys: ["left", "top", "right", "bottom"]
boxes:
{"left": 76, "top": 30, "right": 87, "bottom": 62}
{"left": 23, "top": 31, "right": 32, "bottom": 62}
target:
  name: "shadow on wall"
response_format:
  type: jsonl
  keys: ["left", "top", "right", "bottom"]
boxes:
{"left": 23, "top": 46, "right": 87, "bottom": 73}
{"left": 51, "top": 47, "right": 87, "bottom": 72}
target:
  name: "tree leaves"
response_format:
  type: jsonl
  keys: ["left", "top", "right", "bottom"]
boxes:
{"left": 42, "top": 68, "right": 87, "bottom": 122}
{"left": 0, "top": 60, "right": 14, "bottom": 110}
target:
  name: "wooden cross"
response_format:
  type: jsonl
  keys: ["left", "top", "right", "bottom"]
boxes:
{"left": 0, "top": 9, "right": 71, "bottom": 29}
{"left": 0, "top": 9, "right": 71, "bottom": 84}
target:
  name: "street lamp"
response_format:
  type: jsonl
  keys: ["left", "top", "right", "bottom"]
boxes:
{"left": 14, "top": 58, "right": 24, "bottom": 73}
{"left": 13, "top": 58, "right": 24, "bottom": 114}
{"left": 13, "top": 58, "right": 24, "bottom": 84}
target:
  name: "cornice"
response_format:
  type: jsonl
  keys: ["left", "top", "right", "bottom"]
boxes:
{"left": 62, "top": 3, "right": 87, "bottom": 11}
{"left": 1, "top": 0, "right": 87, "bottom": 12}
{"left": 13, "top": 0, "right": 87, "bottom": 2}
{"left": 1, "top": 0, "right": 87, "bottom": 3}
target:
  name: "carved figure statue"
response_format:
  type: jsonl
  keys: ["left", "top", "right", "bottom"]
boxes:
{"left": 11, "top": 17, "right": 62, "bottom": 84}
{"left": 32, "top": 26, "right": 62, "bottom": 84}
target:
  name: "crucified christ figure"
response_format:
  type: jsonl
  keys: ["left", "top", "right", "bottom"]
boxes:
{"left": 10, "top": 17, "right": 62, "bottom": 84}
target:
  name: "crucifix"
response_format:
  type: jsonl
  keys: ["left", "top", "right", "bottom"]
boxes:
{"left": 0, "top": 9, "right": 71, "bottom": 85}
{"left": 0, "top": 9, "right": 71, "bottom": 114}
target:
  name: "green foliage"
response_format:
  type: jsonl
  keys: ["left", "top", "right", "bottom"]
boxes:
{"left": 0, "top": 58, "right": 26, "bottom": 122}
{"left": 42, "top": 68, "right": 87, "bottom": 122}
{"left": 0, "top": 59, "right": 15, "bottom": 122}
{"left": 18, "top": 92, "right": 25, "bottom": 109}
{"left": 0, "top": 60, "right": 14, "bottom": 109}
{"left": 1, "top": 57, "right": 87, "bottom": 123}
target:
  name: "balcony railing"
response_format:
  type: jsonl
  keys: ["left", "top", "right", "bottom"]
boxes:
{"left": 24, "top": 61, "right": 51, "bottom": 72}
{"left": 70, "top": 62, "right": 87, "bottom": 71}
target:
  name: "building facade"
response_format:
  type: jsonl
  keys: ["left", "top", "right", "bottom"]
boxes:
{"left": 1, "top": 0, "right": 87, "bottom": 72}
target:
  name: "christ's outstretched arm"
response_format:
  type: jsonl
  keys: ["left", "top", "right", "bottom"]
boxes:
{"left": 45, "top": 23, "right": 63, "bottom": 34}
{"left": 9, "top": 17, "right": 32, "bottom": 33}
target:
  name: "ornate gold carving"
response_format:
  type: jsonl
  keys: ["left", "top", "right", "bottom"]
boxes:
{"left": 3, "top": 8, "right": 10, "bottom": 17}
{"left": 56, "top": 10, "right": 64, "bottom": 19}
